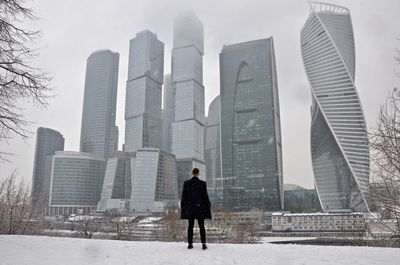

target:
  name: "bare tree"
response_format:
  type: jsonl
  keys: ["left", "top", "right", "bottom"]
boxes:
{"left": 104, "top": 211, "right": 135, "bottom": 240}
{"left": 109, "top": 214, "right": 123, "bottom": 240}
{"left": 368, "top": 42, "right": 400, "bottom": 244}
{"left": 234, "top": 223, "right": 260, "bottom": 244}
{"left": 156, "top": 212, "right": 185, "bottom": 241}
{"left": 76, "top": 215, "right": 102, "bottom": 239}
{"left": 0, "top": 172, "right": 43, "bottom": 234}
{"left": 209, "top": 210, "right": 260, "bottom": 243}
{"left": 210, "top": 210, "right": 233, "bottom": 243}
{"left": 0, "top": 0, "right": 51, "bottom": 158}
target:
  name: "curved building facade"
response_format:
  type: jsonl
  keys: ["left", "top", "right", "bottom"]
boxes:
{"left": 48, "top": 151, "right": 106, "bottom": 215}
{"left": 205, "top": 95, "right": 222, "bottom": 208}
{"left": 32, "top": 127, "right": 65, "bottom": 205}
{"left": 301, "top": 2, "right": 369, "bottom": 211}
{"left": 80, "top": 49, "right": 119, "bottom": 157}
{"left": 220, "top": 38, "right": 283, "bottom": 211}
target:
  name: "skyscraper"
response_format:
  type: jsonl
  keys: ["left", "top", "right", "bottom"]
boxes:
{"left": 32, "top": 127, "right": 64, "bottom": 204}
{"left": 46, "top": 49, "right": 118, "bottom": 215}
{"left": 171, "top": 12, "right": 206, "bottom": 196}
{"left": 124, "top": 30, "right": 164, "bottom": 152}
{"left": 220, "top": 38, "right": 283, "bottom": 211}
{"left": 97, "top": 30, "right": 177, "bottom": 214}
{"left": 161, "top": 74, "right": 174, "bottom": 152}
{"left": 204, "top": 95, "right": 222, "bottom": 208}
{"left": 80, "top": 49, "right": 119, "bottom": 158}
{"left": 301, "top": 2, "right": 369, "bottom": 212}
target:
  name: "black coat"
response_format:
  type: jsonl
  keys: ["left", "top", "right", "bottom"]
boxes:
{"left": 180, "top": 177, "right": 212, "bottom": 220}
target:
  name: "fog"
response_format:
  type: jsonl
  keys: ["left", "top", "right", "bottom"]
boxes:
{"left": 0, "top": 0, "right": 399, "bottom": 188}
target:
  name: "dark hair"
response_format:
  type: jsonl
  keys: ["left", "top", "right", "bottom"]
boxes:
{"left": 192, "top": 168, "right": 199, "bottom": 174}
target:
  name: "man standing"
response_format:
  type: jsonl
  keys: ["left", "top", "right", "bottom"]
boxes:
{"left": 180, "top": 168, "right": 212, "bottom": 250}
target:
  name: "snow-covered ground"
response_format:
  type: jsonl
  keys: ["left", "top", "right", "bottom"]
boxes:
{"left": 261, "top": 237, "right": 316, "bottom": 242}
{"left": 1, "top": 235, "right": 399, "bottom": 265}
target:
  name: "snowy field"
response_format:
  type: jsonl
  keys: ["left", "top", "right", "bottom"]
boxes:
{"left": 1, "top": 235, "right": 400, "bottom": 265}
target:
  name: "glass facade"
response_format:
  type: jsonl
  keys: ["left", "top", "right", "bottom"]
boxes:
{"left": 97, "top": 152, "right": 133, "bottom": 211}
{"left": 205, "top": 96, "right": 223, "bottom": 208}
{"left": 32, "top": 127, "right": 64, "bottom": 205}
{"left": 161, "top": 75, "right": 174, "bottom": 152}
{"left": 301, "top": 2, "right": 369, "bottom": 212}
{"left": 220, "top": 38, "right": 283, "bottom": 211}
{"left": 124, "top": 30, "right": 164, "bottom": 152}
{"left": 171, "top": 12, "right": 206, "bottom": 193}
{"left": 130, "top": 148, "right": 178, "bottom": 213}
{"left": 48, "top": 151, "right": 106, "bottom": 215}
{"left": 79, "top": 49, "right": 119, "bottom": 158}
{"left": 284, "top": 186, "right": 322, "bottom": 213}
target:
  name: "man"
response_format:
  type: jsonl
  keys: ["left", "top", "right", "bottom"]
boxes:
{"left": 180, "top": 168, "right": 212, "bottom": 250}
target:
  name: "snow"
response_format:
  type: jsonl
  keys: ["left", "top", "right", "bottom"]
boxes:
{"left": 138, "top": 217, "right": 162, "bottom": 224}
{"left": 261, "top": 237, "right": 317, "bottom": 242}
{"left": 1, "top": 235, "right": 399, "bottom": 265}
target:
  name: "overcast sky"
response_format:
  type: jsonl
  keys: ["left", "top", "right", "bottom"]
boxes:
{"left": 1, "top": 0, "right": 399, "bottom": 188}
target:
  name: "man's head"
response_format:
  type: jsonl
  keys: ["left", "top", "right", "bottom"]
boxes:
{"left": 192, "top": 168, "right": 199, "bottom": 177}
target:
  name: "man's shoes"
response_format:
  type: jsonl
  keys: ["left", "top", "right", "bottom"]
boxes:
{"left": 202, "top": 244, "right": 208, "bottom": 250}
{"left": 188, "top": 244, "right": 193, "bottom": 249}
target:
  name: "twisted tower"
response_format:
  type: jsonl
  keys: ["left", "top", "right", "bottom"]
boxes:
{"left": 301, "top": 2, "right": 369, "bottom": 212}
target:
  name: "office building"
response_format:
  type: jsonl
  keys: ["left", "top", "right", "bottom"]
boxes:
{"left": 204, "top": 95, "right": 222, "bottom": 208}
{"left": 124, "top": 30, "right": 164, "bottom": 152}
{"left": 80, "top": 49, "right": 119, "bottom": 158}
{"left": 283, "top": 184, "right": 322, "bottom": 213}
{"left": 48, "top": 151, "right": 106, "bottom": 215}
{"left": 161, "top": 74, "right": 174, "bottom": 152}
{"left": 272, "top": 212, "right": 365, "bottom": 233}
{"left": 220, "top": 37, "right": 283, "bottom": 211}
{"left": 97, "top": 152, "right": 134, "bottom": 211}
{"left": 130, "top": 148, "right": 178, "bottom": 213}
{"left": 32, "top": 127, "right": 64, "bottom": 205}
{"left": 171, "top": 12, "right": 206, "bottom": 196}
{"left": 300, "top": 2, "right": 370, "bottom": 212}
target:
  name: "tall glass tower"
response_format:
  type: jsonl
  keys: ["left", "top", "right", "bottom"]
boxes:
{"left": 301, "top": 2, "right": 369, "bottom": 212}
{"left": 32, "top": 127, "right": 64, "bottom": 204}
{"left": 124, "top": 30, "right": 164, "bottom": 152}
{"left": 205, "top": 96, "right": 222, "bottom": 208}
{"left": 80, "top": 49, "right": 119, "bottom": 158}
{"left": 171, "top": 12, "right": 206, "bottom": 197}
{"left": 161, "top": 74, "right": 174, "bottom": 152}
{"left": 220, "top": 38, "right": 283, "bottom": 211}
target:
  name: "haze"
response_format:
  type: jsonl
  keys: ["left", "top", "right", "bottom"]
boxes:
{"left": 0, "top": 0, "right": 399, "bottom": 188}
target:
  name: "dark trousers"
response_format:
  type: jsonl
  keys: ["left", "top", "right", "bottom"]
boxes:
{"left": 188, "top": 218, "right": 206, "bottom": 244}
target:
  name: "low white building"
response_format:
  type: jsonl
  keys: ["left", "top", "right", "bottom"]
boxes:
{"left": 272, "top": 212, "right": 365, "bottom": 232}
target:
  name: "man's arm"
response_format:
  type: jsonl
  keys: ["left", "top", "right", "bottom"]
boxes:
{"left": 204, "top": 182, "right": 211, "bottom": 208}
{"left": 181, "top": 182, "right": 187, "bottom": 209}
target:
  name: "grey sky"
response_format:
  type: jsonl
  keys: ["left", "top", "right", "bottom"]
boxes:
{"left": 1, "top": 0, "right": 399, "bottom": 188}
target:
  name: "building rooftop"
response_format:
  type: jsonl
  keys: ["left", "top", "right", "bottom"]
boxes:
{"left": 309, "top": 2, "right": 350, "bottom": 15}
{"left": 54, "top": 151, "right": 105, "bottom": 160}
{"left": 221, "top": 37, "right": 273, "bottom": 52}
{"left": 89, "top": 49, "right": 118, "bottom": 56}
{"left": 272, "top": 211, "right": 364, "bottom": 217}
